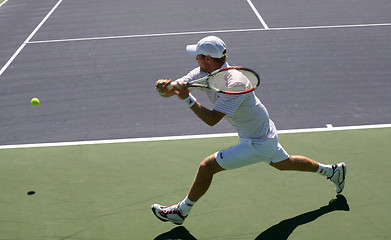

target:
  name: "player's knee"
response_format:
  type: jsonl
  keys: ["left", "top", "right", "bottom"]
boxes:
{"left": 198, "top": 160, "right": 213, "bottom": 173}
{"left": 198, "top": 155, "right": 223, "bottom": 174}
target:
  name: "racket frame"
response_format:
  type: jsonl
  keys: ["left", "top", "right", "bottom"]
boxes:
{"left": 169, "top": 66, "right": 260, "bottom": 95}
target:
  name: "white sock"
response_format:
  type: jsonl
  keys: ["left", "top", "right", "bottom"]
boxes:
{"left": 178, "top": 196, "right": 196, "bottom": 216}
{"left": 317, "top": 163, "right": 334, "bottom": 178}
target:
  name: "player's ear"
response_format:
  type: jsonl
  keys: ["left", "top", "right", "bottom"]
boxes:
{"left": 205, "top": 56, "right": 212, "bottom": 62}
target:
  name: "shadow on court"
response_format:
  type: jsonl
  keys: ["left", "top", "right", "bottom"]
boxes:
{"left": 154, "top": 195, "right": 349, "bottom": 240}
{"left": 154, "top": 226, "right": 197, "bottom": 240}
{"left": 254, "top": 195, "right": 350, "bottom": 240}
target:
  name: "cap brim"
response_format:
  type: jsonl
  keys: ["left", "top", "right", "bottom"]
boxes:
{"left": 186, "top": 44, "right": 198, "bottom": 55}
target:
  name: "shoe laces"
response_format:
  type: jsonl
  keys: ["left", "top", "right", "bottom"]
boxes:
{"left": 162, "top": 204, "right": 180, "bottom": 214}
{"left": 327, "top": 164, "right": 339, "bottom": 180}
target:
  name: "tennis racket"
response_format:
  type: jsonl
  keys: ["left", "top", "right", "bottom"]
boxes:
{"left": 168, "top": 66, "right": 260, "bottom": 95}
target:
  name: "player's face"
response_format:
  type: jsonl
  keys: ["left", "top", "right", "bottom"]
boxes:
{"left": 196, "top": 54, "right": 210, "bottom": 73}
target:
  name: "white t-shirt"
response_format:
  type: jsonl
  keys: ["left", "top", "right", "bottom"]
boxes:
{"left": 177, "top": 63, "right": 277, "bottom": 141}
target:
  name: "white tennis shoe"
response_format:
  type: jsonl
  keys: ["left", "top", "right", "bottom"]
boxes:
{"left": 328, "top": 162, "right": 346, "bottom": 194}
{"left": 151, "top": 203, "right": 187, "bottom": 225}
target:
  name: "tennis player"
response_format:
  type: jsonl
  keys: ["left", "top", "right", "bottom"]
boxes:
{"left": 152, "top": 36, "right": 346, "bottom": 225}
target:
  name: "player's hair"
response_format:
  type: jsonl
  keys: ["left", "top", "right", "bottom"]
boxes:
{"left": 200, "top": 50, "right": 227, "bottom": 64}
{"left": 212, "top": 49, "right": 227, "bottom": 63}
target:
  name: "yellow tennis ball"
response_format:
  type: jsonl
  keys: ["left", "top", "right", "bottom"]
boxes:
{"left": 31, "top": 98, "right": 40, "bottom": 106}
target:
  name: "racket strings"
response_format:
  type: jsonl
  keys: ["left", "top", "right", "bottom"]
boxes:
{"left": 209, "top": 70, "right": 258, "bottom": 93}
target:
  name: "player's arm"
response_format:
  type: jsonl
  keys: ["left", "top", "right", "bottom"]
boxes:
{"left": 190, "top": 102, "right": 225, "bottom": 126}
{"left": 155, "top": 79, "right": 176, "bottom": 97}
{"left": 173, "top": 81, "right": 225, "bottom": 126}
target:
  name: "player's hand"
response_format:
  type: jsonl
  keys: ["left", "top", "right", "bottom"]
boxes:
{"left": 172, "top": 81, "right": 190, "bottom": 100}
{"left": 155, "top": 79, "right": 175, "bottom": 97}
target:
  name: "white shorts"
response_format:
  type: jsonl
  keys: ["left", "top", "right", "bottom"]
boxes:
{"left": 214, "top": 136, "right": 289, "bottom": 170}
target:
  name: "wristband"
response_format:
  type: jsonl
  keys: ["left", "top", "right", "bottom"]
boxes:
{"left": 183, "top": 94, "right": 197, "bottom": 108}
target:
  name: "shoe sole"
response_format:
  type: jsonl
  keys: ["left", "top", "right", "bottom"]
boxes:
{"left": 337, "top": 163, "right": 346, "bottom": 194}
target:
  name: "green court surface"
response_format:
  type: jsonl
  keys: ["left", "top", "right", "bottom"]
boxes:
{"left": 0, "top": 127, "right": 390, "bottom": 239}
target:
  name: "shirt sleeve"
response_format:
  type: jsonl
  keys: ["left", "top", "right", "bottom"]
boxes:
{"left": 176, "top": 67, "right": 208, "bottom": 92}
{"left": 176, "top": 67, "right": 208, "bottom": 83}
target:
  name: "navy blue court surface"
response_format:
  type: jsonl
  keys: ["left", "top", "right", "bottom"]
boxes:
{"left": 0, "top": 0, "right": 390, "bottom": 146}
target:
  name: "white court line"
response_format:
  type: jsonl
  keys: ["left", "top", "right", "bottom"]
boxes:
{"left": 270, "top": 22, "right": 391, "bottom": 31}
{"left": 246, "top": 0, "right": 269, "bottom": 29}
{"left": 326, "top": 124, "right": 334, "bottom": 129}
{"left": 0, "top": 123, "right": 390, "bottom": 150}
{"left": 0, "top": 0, "right": 9, "bottom": 8}
{"left": 27, "top": 28, "right": 263, "bottom": 44}
{"left": 27, "top": 22, "right": 391, "bottom": 44}
{"left": 0, "top": 0, "right": 63, "bottom": 77}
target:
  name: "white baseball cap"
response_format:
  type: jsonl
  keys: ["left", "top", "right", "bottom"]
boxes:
{"left": 186, "top": 36, "right": 227, "bottom": 58}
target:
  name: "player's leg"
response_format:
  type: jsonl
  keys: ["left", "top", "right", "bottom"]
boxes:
{"left": 270, "top": 155, "right": 346, "bottom": 194}
{"left": 269, "top": 155, "right": 319, "bottom": 172}
{"left": 151, "top": 154, "right": 224, "bottom": 225}
{"left": 187, "top": 154, "right": 225, "bottom": 202}
{"left": 152, "top": 140, "right": 259, "bottom": 224}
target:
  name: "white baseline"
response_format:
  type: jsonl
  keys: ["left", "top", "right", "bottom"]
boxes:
{"left": 0, "top": 124, "right": 390, "bottom": 150}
